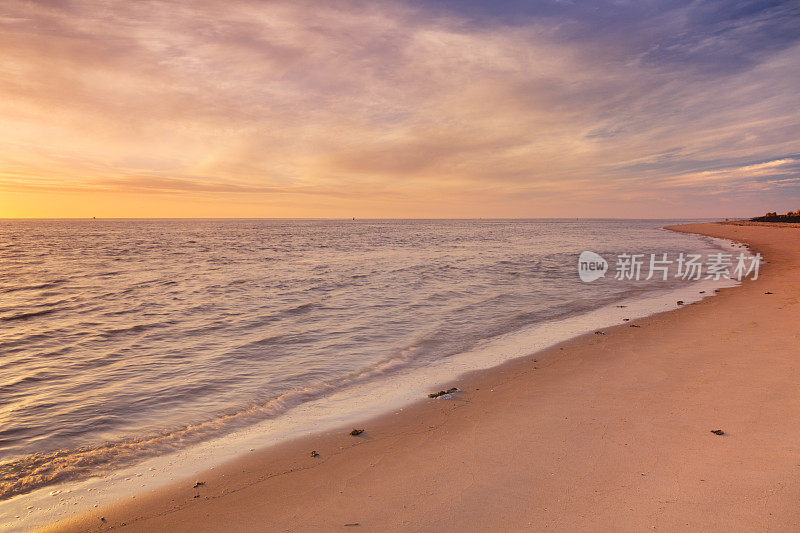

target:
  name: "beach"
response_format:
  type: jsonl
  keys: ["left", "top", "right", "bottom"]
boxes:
{"left": 46, "top": 221, "right": 800, "bottom": 532}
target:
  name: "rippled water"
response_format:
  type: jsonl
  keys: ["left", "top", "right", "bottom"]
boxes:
{"left": 0, "top": 219, "right": 729, "bottom": 500}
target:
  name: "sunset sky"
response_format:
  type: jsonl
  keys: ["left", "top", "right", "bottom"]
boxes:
{"left": 1, "top": 0, "right": 798, "bottom": 218}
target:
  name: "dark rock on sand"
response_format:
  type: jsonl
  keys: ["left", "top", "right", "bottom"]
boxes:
{"left": 311, "top": 450, "right": 320, "bottom": 457}
{"left": 677, "top": 300, "right": 684, "bottom": 305}
{"left": 711, "top": 429, "right": 725, "bottom": 435}
{"left": 193, "top": 481, "right": 205, "bottom": 488}
{"left": 428, "top": 387, "right": 459, "bottom": 398}
{"left": 350, "top": 428, "right": 364, "bottom": 436}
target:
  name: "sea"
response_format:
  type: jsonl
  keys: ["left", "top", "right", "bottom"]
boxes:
{"left": 0, "top": 219, "right": 751, "bottom": 529}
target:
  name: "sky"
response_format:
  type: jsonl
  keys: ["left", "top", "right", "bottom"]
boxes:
{"left": 0, "top": 0, "right": 798, "bottom": 218}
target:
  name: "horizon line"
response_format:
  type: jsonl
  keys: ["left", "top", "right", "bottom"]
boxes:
{"left": 0, "top": 216, "right": 748, "bottom": 221}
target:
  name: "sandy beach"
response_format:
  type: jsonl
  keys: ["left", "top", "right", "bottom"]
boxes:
{"left": 46, "top": 221, "right": 800, "bottom": 532}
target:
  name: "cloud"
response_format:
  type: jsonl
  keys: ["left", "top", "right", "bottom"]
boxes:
{"left": 0, "top": 0, "right": 798, "bottom": 217}
{"left": 657, "top": 157, "right": 800, "bottom": 188}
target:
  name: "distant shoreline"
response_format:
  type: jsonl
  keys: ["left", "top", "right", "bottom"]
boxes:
{"left": 718, "top": 219, "right": 800, "bottom": 228}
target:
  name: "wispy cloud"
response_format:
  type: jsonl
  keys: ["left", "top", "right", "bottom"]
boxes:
{"left": 661, "top": 158, "right": 800, "bottom": 187}
{"left": 0, "top": 0, "right": 797, "bottom": 217}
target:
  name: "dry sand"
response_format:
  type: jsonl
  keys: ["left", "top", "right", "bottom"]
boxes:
{"left": 47, "top": 222, "right": 800, "bottom": 532}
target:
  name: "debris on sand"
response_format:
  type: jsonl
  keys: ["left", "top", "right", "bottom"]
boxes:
{"left": 350, "top": 428, "right": 364, "bottom": 436}
{"left": 710, "top": 429, "right": 725, "bottom": 436}
{"left": 629, "top": 324, "right": 641, "bottom": 328}
{"left": 765, "top": 291, "right": 774, "bottom": 294}
{"left": 677, "top": 300, "right": 684, "bottom": 305}
{"left": 310, "top": 450, "right": 320, "bottom": 457}
{"left": 428, "top": 387, "right": 459, "bottom": 399}
{"left": 699, "top": 291, "right": 705, "bottom": 294}
{"left": 344, "top": 523, "right": 361, "bottom": 527}
{"left": 594, "top": 331, "right": 606, "bottom": 335}
{"left": 616, "top": 305, "right": 627, "bottom": 308}
{"left": 193, "top": 481, "right": 205, "bottom": 488}
{"left": 622, "top": 318, "right": 629, "bottom": 321}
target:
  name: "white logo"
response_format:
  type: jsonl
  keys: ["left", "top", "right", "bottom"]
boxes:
{"left": 578, "top": 251, "right": 608, "bottom": 282}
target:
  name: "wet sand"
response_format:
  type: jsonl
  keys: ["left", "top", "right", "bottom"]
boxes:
{"left": 47, "top": 222, "right": 800, "bottom": 532}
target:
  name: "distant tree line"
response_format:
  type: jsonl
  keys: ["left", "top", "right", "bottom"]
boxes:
{"left": 751, "top": 210, "right": 800, "bottom": 223}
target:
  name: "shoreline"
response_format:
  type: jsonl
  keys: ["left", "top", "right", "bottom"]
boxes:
{"left": 46, "top": 221, "right": 800, "bottom": 531}
{"left": 1, "top": 226, "right": 740, "bottom": 529}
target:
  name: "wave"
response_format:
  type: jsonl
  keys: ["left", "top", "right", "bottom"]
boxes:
{"left": 0, "top": 345, "right": 423, "bottom": 501}
{"left": 282, "top": 302, "right": 318, "bottom": 315}
{"left": 0, "top": 280, "right": 68, "bottom": 294}
{"left": 96, "top": 321, "right": 173, "bottom": 339}
{"left": 0, "top": 308, "right": 58, "bottom": 322}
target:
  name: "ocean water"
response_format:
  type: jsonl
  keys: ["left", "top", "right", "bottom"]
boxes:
{"left": 0, "top": 219, "right": 741, "bottom": 511}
